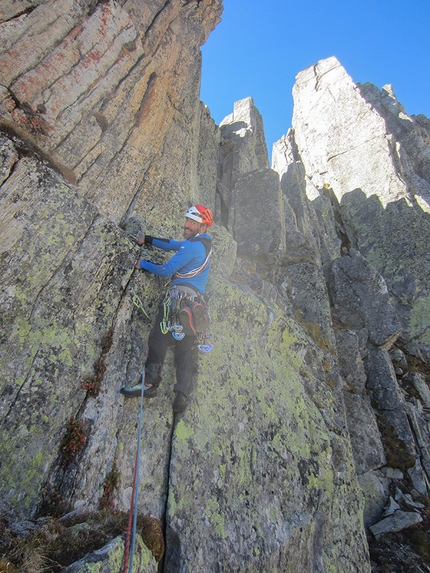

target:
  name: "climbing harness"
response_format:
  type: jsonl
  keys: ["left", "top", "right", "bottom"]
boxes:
{"left": 122, "top": 368, "right": 150, "bottom": 573}
{"left": 130, "top": 281, "right": 213, "bottom": 352}
{"left": 159, "top": 287, "right": 213, "bottom": 353}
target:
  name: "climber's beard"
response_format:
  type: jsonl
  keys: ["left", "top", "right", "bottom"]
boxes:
{"left": 183, "top": 219, "right": 203, "bottom": 239}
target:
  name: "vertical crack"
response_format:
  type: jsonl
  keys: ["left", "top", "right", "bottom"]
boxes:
{"left": 158, "top": 412, "right": 177, "bottom": 573}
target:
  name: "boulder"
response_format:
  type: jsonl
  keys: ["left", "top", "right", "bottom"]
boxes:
{"left": 336, "top": 331, "right": 386, "bottom": 474}
{"left": 330, "top": 250, "right": 401, "bottom": 350}
{"left": 357, "top": 471, "right": 386, "bottom": 528}
{"left": 369, "top": 510, "right": 423, "bottom": 539}
{"left": 63, "top": 535, "right": 157, "bottom": 573}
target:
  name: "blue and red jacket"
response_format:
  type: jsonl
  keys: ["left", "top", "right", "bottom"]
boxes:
{"left": 139, "top": 233, "right": 212, "bottom": 294}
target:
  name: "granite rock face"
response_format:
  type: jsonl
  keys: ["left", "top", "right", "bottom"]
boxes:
{"left": 272, "top": 56, "right": 430, "bottom": 570}
{"left": 285, "top": 56, "right": 430, "bottom": 362}
{"left": 0, "top": 123, "right": 372, "bottom": 571}
{"left": 330, "top": 250, "right": 402, "bottom": 349}
{"left": 217, "top": 97, "right": 270, "bottom": 227}
{"left": 0, "top": 0, "right": 223, "bottom": 226}
{"left": 1, "top": 5, "right": 430, "bottom": 572}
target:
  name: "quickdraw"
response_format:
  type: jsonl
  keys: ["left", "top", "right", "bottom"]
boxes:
{"left": 130, "top": 283, "right": 150, "bottom": 320}
{"left": 160, "top": 290, "right": 188, "bottom": 336}
{"left": 159, "top": 288, "right": 213, "bottom": 353}
{"left": 131, "top": 283, "right": 213, "bottom": 352}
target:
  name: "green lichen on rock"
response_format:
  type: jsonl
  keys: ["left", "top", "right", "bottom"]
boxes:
{"left": 166, "top": 274, "right": 370, "bottom": 571}
{"left": 410, "top": 293, "right": 430, "bottom": 345}
{"left": 61, "top": 534, "right": 156, "bottom": 573}
{"left": 0, "top": 154, "right": 138, "bottom": 517}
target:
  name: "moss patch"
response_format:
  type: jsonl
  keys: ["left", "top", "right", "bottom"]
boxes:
{"left": 410, "top": 294, "right": 430, "bottom": 345}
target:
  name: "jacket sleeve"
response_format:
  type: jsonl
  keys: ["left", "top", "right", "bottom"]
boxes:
{"left": 145, "top": 236, "right": 182, "bottom": 251}
{"left": 139, "top": 241, "right": 197, "bottom": 277}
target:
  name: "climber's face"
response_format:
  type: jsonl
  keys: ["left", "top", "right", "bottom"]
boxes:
{"left": 183, "top": 217, "right": 205, "bottom": 239}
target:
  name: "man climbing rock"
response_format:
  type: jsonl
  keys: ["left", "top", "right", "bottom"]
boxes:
{"left": 121, "top": 205, "right": 213, "bottom": 413}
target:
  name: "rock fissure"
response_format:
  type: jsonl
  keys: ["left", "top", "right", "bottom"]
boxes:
{"left": 405, "top": 407, "right": 430, "bottom": 485}
{"left": 312, "top": 62, "right": 338, "bottom": 91}
{"left": 144, "top": 0, "right": 173, "bottom": 41}
{"left": 159, "top": 413, "right": 178, "bottom": 572}
{"left": 121, "top": 166, "right": 154, "bottom": 227}
{"left": 2, "top": 361, "right": 37, "bottom": 422}
{"left": 1, "top": 6, "right": 38, "bottom": 23}
{"left": 326, "top": 134, "right": 391, "bottom": 164}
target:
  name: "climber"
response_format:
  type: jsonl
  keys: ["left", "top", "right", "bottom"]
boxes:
{"left": 121, "top": 204, "right": 213, "bottom": 413}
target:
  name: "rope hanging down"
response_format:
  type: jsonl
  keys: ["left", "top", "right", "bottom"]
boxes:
{"left": 122, "top": 369, "right": 148, "bottom": 573}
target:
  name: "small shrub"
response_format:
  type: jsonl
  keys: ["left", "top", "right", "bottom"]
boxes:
{"left": 0, "top": 511, "right": 164, "bottom": 573}
{"left": 36, "top": 488, "right": 72, "bottom": 519}
{"left": 99, "top": 464, "right": 120, "bottom": 510}
{"left": 139, "top": 516, "right": 165, "bottom": 563}
{"left": 82, "top": 328, "right": 114, "bottom": 397}
{"left": 60, "top": 416, "right": 86, "bottom": 461}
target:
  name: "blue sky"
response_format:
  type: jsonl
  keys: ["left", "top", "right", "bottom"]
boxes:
{"left": 200, "top": 0, "right": 430, "bottom": 157}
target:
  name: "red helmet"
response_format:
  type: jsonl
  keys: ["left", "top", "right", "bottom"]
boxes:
{"left": 185, "top": 204, "right": 213, "bottom": 227}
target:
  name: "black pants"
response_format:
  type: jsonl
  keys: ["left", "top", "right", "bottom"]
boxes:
{"left": 145, "top": 304, "right": 197, "bottom": 396}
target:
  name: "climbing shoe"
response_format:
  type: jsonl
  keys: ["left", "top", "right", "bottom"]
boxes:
{"left": 173, "top": 391, "right": 188, "bottom": 413}
{"left": 179, "top": 306, "right": 196, "bottom": 336}
{"left": 142, "top": 385, "right": 158, "bottom": 398}
{"left": 120, "top": 383, "right": 157, "bottom": 398}
{"left": 191, "top": 302, "right": 210, "bottom": 333}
